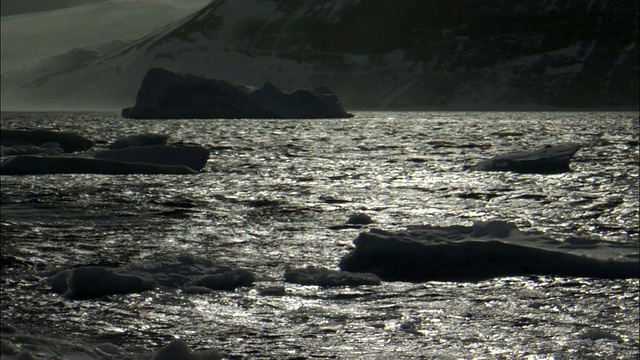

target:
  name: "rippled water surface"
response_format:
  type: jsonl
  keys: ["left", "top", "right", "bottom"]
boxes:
{"left": 1, "top": 111, "right": 639, "bottom": 359}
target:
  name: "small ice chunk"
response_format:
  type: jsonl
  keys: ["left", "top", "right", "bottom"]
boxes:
{"left": 347, "top": 213, "right": 374, "bottom": 225}
{"left": 193, "top": 269, "right": 255, "bottom": 290}
{"left": 285, "top": 266, "right": 381, "bottom": 286}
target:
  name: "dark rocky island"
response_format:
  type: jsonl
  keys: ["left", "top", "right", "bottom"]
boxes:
{"left": 122, "top": 68, "right": 353, "bottom": 119}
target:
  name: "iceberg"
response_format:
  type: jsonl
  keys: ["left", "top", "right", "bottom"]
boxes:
{"left": 339, "top": 221, "right": 639, "bottom": 281}
{"left": 121, "top": 68, "right": 354, "bottom": 119}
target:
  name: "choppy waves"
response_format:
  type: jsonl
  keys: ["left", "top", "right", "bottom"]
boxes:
{"left": 1, "top": 111, "right": 638, "bottom": 358}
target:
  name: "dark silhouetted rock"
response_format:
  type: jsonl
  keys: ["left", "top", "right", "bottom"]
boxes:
{"left": 122, "top": 68, "right": 353, "bottom": 119}
{"left": 469, "top": 143, "right": 581, "bottom": 174}
{"left": 0, "top": 155, "right": 198, "bottom": 175}
{"left": 339, "top": 221, "right": 639, "bottom": 282}
{"left": 108, "top": 133, "right": 169, "bottom": 149}
{"left": 284, "top": 266, "right": 381, "bottom": 286}
{"left": 94, "top": 144, "right": 209, "bottom": 171}
{"left": 1, "top": 129, "right": 94, "bottom": 152}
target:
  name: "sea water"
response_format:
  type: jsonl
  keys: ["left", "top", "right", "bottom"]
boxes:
{"left": 1, "top": 111, "right": 638, "bottom": 359}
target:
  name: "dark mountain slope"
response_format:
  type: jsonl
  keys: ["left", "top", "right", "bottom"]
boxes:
{"left": 2, "top": 0, "right": 638, "bottom": 110}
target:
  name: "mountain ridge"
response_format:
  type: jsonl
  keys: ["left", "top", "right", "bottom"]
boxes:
{"left": 2, "top": 0, "right": 638, "bottom": 111}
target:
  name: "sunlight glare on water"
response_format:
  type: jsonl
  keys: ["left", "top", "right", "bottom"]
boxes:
{"left": 0, "top": 111, "right": 638, "bottom": 358}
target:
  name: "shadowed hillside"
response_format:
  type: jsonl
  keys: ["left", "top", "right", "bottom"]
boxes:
{"left": 2, "top": 0, "right": 638, "bottom": 110}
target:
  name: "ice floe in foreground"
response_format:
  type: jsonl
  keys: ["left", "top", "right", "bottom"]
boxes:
{"left": 339, "top": 221, "right": 639, "bottom": 281}
{"left": 49, "top": 254, "right": 255, "bottom": 299}
{"left": 1, "top": 129, "right": 94, "bottom": 153}
{"left": 284, "top": 266, "right": 381, "bottom": 286}
{"left": 0, "top": 142, "right": 63, "bottom": 156}
{"left": 0, "top": 324, "right": 221, "bottom": 360}
{"left": 107, "top": 133, "right": 169, "bottom": 149}
{"left": 94, "top": 145, "right": 210, "bottom": 171}
{"left": 0, "top": 155, "right": 202, "bottom": 175}
{"left": 0, "top": 130, "right": 211, "bottom": 175}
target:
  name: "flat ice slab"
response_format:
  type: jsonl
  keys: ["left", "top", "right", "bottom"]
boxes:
{"left": 0, "top": 155, "right": 199, "bottom": 175}
{"left": 49, "top": 253, "right": 255, "bottom": 299}
{"left": 284, "top": 266, "right": 381, "bottom": 287}
{"left": 94, "top": 144, "right": 210, "bottom": 171}
{"left": 339, "top": 221, "right": 639, "bottom": 281}
{"left": 0, "top": 324, "right": 221, "bottom": 360}
{"left": 1, "top": 129, "right": 94, "bottom": 153}
{"left": 469, "top": 143, "right": 581, "bottom": 174}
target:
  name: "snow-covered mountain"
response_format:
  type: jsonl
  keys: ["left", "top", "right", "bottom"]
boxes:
{"left": 1, "top": 0, "right": 209, "bottom": 73}
{"left": 1, "top": 0, "right": 107, "bottom": 16}
{"left": 0, "top": 0, "right": 207, "bottom": 16}
{"left": 2, "top": 0, "right": 638, "bottom": 111}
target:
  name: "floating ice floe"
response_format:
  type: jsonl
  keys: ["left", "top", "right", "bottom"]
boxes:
{"left": 0, "top": 142, "right": 63, "bottom": 156}
{"left": 108, "top": 133, "right": 170, "bottom": 149}
{"left": 1, "top": 136, "right": 209, "bottom": 174}
{"left": 0, "top": 129, "right": 94, "bottom": 153}
{"left": 284, "top": 266, "right": 381, "bottom": 287}
{"left": 0, "top": 155, "right": 200, "bottom": 175}
{"left": 339, "top": 220, "right": 639, "bottom": 281}
{"left": 49, "top": 254, "right": 255, "bottom": 299}
{"left": 94, "top": 144, "right": 210, "bottom": 171}
{"left": 469, "top": 143, "right": 582, "bottom": 174}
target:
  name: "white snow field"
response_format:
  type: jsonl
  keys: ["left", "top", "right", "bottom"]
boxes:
{"left": 0, "top": 0, "right": 209, "bottom": 73}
